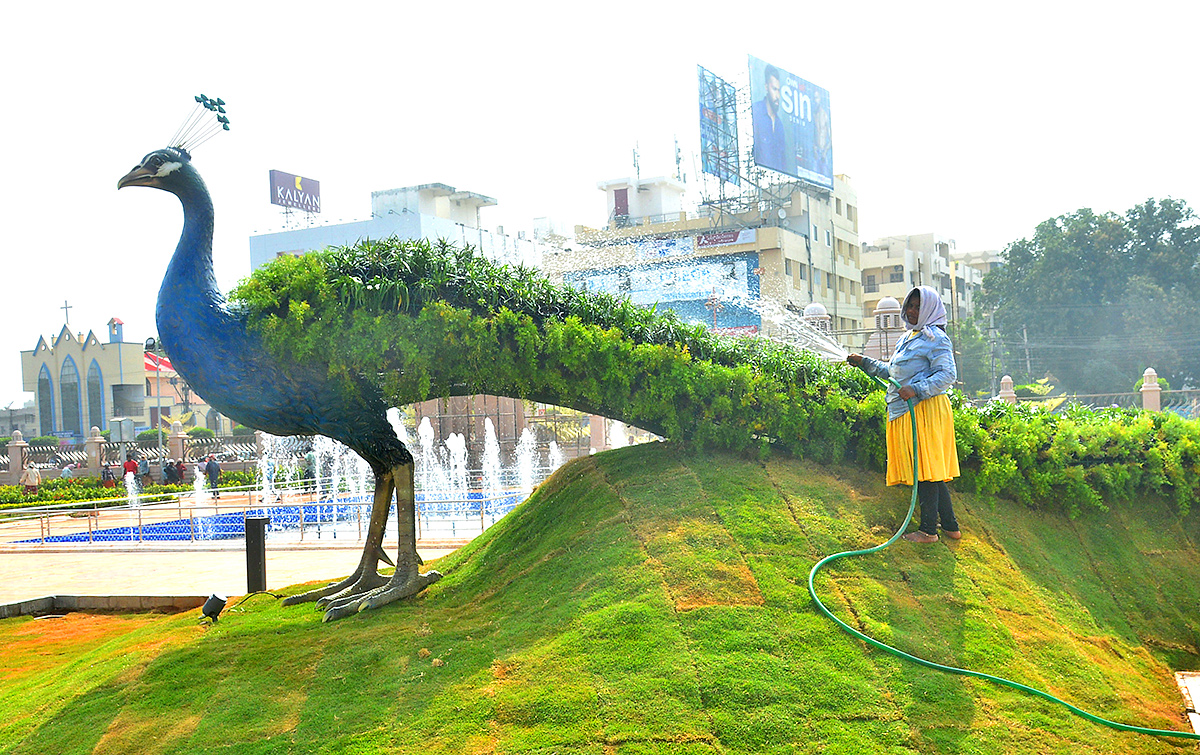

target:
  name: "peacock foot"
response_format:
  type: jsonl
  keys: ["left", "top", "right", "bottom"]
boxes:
{"left": 320, "top": 568, "right": 443, "bottom": 622}
{"left": 281, "top": 568, "right": 388, "bottom": 607}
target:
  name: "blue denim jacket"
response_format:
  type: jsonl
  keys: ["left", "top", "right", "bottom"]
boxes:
{"left": 859, "top": 328, "right": 957, "bottom": 421}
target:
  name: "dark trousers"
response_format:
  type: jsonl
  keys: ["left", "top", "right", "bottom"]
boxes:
{"left": 917, "top": 480, "right": 958, "bottom": 535}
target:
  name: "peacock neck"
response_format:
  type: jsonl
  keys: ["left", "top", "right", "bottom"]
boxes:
{"left": 156, "top": 177, "right": 227, "bottom": 354}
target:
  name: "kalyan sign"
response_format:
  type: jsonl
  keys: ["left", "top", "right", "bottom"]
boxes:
{"left": 269, "top": 169, "right": 321, "bottom": 213}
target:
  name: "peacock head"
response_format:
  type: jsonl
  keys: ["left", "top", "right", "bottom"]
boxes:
{"left": 117, "top": 147, "right": 196, "bottom": 192}
{"left": 119, "top": 95, "right": 228, "bottom": 195}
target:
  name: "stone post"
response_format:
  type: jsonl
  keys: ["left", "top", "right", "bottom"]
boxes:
{"left": 6, "top": 431, "right": 28, "bottom": 486}
{"left": 85, "top": 426, "right": 104, "bottom": 472}
{"left": 169, "top": 421, "right": 188, "bottom": 463}
{"left": 1140, "top": 367, "right": 1162, "bottom": 412}
{"left": 998, "top": 375, "right": 1017, "bottom": 405}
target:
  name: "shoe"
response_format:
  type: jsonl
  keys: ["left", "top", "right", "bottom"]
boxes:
{"left": 942, "top": 530, "right": 962, "bottom": 540}
{"left": 902, "top": 531, "right": 939, "bottom": 543}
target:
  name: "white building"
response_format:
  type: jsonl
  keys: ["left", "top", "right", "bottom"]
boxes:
{"left": 249, "top": 183, "right": 547, "bottom": 271}
{"left": 544, "top": 174, "right": 863, "bottom": 341}
{"left": 861, "top": 233, "right": 982, "bottom": 322}
{"left": 953, "top": 248, "right": 1005, "bottom": 278}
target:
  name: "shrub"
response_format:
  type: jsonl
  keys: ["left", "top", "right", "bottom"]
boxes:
{"left": 187, "top": 427, "right": 216, "bottom": 439}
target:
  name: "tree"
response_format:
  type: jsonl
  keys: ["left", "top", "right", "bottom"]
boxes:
{"left": 978, "top": 199, "right": 1200, "bottom": 394}
{"left": 950, "top": 316, "right": 991, "bottom": 397}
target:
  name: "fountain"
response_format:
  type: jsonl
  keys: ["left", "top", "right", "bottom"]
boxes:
{"left": 231, "top": 408, "right": 569, "bottom": 545}
{"left": 515, "top": 427, "right": 536, "bottom": 497}
{"left": 608, "top": 421, "right": 629, "bottom": 450}
{"left": 124, "top": 471, "right": 141, "bottom": 508}
{"left": 482, "top": 418, "right": 503, "bottom": 499}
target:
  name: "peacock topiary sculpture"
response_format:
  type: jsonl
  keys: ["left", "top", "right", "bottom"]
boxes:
{"left": 117, "top": 104, "right": 872, "bottom": 621}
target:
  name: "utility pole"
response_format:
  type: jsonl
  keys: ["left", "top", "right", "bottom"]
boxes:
{"left": 806, "top": 194, "right": 815, "bottom": 304}
{"left": 830, "top": 218, "right": 838, "bottom": 326}
{"left": 1022, "top": 326, "right": 1032, "bottom": 378}
{"left": 989, "top": 312, "right": 998, "bottom": 396}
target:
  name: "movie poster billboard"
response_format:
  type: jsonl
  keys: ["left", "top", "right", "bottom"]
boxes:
{"left": 748, "top": 55, "right": 833, "bottom": 188}
{"left": 698, "top": 65, "right": 741, "bottom": 186}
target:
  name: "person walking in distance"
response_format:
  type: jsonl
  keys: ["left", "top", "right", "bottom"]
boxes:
{"left": 206, "top": 454, "right": 221, "bottom": 499}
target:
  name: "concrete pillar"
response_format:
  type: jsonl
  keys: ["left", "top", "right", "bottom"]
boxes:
{"left": 169, "top": 420, "right": 188, "bottom": 462}
{"left": 85, "top": 426, "right": 104, "bottom": 471}
{"left": 998, "top": 375, "right": 1017, "bottom": 405}
{"left": 6, "top": 431, "right": 28, "bottom": 486}
{"left": 1141, "top": 367, "right": 1162, "bottom": 412}
{"left": 590, "top": 415, "right": 608, "bottom": 454}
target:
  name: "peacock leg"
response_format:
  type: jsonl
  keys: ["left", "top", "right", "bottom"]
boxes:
{"left": 280, "top": 466, "right": 394, "bottom": 607}
{"left": 322, "top": 460, "right": 441, "bottom": 621}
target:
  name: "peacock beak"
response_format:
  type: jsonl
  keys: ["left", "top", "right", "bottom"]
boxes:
{"left": 118, "top": 164, "right": 158, "bottom": 189}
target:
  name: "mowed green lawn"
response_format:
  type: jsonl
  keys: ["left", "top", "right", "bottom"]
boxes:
{"left": 2, "top": 443, "right": 1199, "bottom": 754}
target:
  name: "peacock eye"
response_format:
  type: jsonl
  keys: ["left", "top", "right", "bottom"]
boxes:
{"left": 148, "top": 155, "right": 164, "bottom": 168}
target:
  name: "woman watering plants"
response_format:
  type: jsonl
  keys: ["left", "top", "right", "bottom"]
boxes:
{"left": 847, "top": 285, "right": 961, "bottom": 543}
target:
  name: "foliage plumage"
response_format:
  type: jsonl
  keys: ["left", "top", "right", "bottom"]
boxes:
{"left": 231, "top": 236, "right": 1200, "bottom": 517}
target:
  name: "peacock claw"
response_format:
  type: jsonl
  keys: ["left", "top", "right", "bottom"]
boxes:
{"left": 319, "top": 569, "right": 442, "bottom": 622}
{"left": 282, "top": 568, "right": 388, "bottom": 607}
{"left": 313, "top": 572, "right": 390, "bottom": 608}
{"left": 376, "top": 544, "right": 395, "bottom": 568}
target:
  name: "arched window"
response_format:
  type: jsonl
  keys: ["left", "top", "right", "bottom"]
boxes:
{"left": 60, "top": 357, "right": 82, "bottom": 437}
{"left": 37, "top": 365, "right": 54, "bottom": 436}
{"left": 207, "top": 409, "right": 222, "bottom": 434}
{"left": 87, "top": 360, "right": 104, "bottom": 431}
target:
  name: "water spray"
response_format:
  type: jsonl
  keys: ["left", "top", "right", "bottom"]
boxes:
{"left": 808, "top": 375, "right": 1200, "bottom": 741}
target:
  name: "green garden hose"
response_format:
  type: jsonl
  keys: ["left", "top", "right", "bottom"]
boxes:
{"left": 806, "top": 376, "right": 1200, "bottom": 741}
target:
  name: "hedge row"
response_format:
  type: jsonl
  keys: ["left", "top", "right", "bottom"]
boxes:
{"left": 0, "top": 470, "right": 257, "bottom": 510}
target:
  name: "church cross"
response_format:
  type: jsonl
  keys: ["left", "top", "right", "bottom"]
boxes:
{"left": 61, "top": 300, "right": 72, "bottom": 325}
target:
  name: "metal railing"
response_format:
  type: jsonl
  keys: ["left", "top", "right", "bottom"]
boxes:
{"left": 2, "top": 479, "right": 525, "bottom": 546}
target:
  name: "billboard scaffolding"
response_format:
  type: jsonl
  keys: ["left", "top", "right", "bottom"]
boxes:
{"left": 698, "top": 65, "right": 740, "bottom": 187}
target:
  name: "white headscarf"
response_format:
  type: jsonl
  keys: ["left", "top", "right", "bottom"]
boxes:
{"left": 902, "top": 285, "right": 947, "bottom": 340}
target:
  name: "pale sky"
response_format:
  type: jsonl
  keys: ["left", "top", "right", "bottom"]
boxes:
{"left": 3, "top": 0, "right": 1198, "bottom": 407}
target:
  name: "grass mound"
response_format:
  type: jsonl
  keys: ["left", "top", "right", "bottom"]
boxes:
{"left": 2, "top": 444, "right": 1199, "bottom": 754}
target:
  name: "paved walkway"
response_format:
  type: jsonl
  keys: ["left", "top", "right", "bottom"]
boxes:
{"left": 0, "top": 542, "right": 463, "bottom": 605}
{"left": 0, "top": 493, "right": 466, "bottom": 604}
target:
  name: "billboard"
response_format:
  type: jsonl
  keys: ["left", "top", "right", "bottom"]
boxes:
{"left": 698, "top": 65, "right": 741, "bottom": 186}
{"left": 269, "top": 169, "right": 321, "bottom": 213}
{"left": 562, "top": 252, "right": 762, "bottom": 334}
{"left": 748, "top": 55, "right": 833, "bottom": 188}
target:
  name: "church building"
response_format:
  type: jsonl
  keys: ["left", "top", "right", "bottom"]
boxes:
{"left": 21, "top": 319, "right": 145, "bottom": 439}
{"left": 19, "top": 318, "right": 228, "bottom": 440}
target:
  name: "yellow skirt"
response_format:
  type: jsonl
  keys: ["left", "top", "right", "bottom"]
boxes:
{"left": 885, "top": 393, "right": 960, "bottom": 487}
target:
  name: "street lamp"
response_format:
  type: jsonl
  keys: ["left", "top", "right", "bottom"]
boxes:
{"left": 145, "top": 337, "right": 164, "bottom": 464}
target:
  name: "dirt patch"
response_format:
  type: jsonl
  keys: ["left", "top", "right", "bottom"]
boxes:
{"left": 0, "top": 614, "right": 159, "bottom": 682}
{"left": 675, "top": 562, "right": 765, "bottom": 611}
{"left": 93, "top": 711, "right": 203, "bottom": 755}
